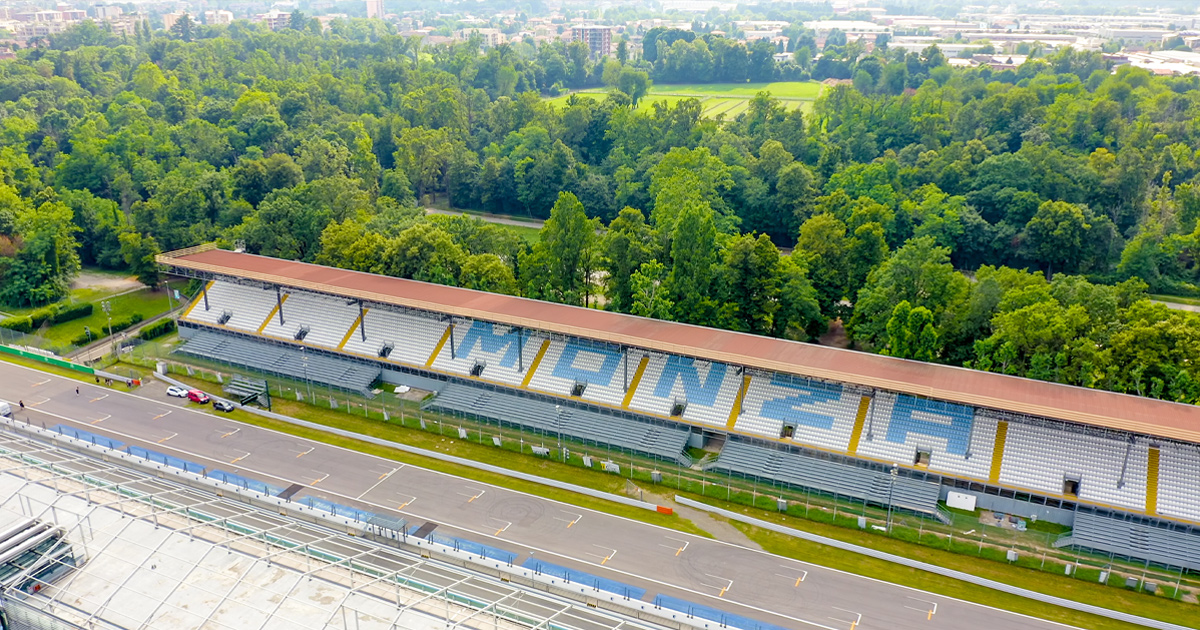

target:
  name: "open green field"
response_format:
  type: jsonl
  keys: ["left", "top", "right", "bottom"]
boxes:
{"left": 1, "top": 281, "right": 188, "bottom": 349}
{"left": 547, "top": 81, "right": 823, "bottom": 118}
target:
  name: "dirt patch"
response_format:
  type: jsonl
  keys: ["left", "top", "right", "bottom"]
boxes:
{"left": 71, "top": 271, "right": 140, "bottom": 294}
{"left": 628, "top": 483, "right": 763, "bottom": 549}
{"left": 818, "top": 318, "right": 851, "bottom": 348}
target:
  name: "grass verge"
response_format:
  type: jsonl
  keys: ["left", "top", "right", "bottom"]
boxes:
{"left": 162, "top": 371, "right": 712, "bottom": 538}
{"left": 7, "top": 354, "right": 1193, "bottom": 628}
{"left": 1152, "top": 294, "right": 1200, "bottom": 307}
{"left": 718, "top": 509, "right": 1195, "bottom": 630}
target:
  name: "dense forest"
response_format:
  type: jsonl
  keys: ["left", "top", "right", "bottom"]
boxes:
{"left": 3, "top": 18, "right": 1200, "bottom": 404}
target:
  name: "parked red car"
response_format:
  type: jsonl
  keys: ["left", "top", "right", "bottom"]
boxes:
{"left": 187, "top": 390, "right": 210, "bottom": 404}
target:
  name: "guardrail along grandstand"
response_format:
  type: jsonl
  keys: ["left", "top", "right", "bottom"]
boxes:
{"left": 0, "top": 420, "right": 712, "bottom": 630}
{"left": 157, "top": 245, "right": 1200, "bottom": 572}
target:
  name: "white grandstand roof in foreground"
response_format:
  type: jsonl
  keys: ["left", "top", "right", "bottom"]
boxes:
{"left": 0, "top": 430, "right": 656, "bottom": 630}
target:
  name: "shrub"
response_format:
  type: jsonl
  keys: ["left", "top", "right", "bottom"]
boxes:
{"left": 139, "top": 318, "right": 176, "bottom": 340}
{"left": 0, "top": 316, "right": 33, "bottom": 334}
{"left": 70, "top": 313, "right": 145, "bottom": 346}
{"left": 52, "top": 302, "right": 93, "bottom": 324}
{"left": 28, "top": 304, "right": 59, "bottom": 328}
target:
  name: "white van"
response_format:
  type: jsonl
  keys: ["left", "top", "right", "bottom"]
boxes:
{"left": 0, "top": 400, "right": 11, "bottom": 418}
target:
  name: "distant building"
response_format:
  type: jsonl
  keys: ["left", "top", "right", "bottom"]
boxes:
{"left": 1099, "top": 28, "right": 1174, "bottom": 45}
{"left": 256, "top": 9, "right": 290, "bottom": 31}
{"left": 106, "top": 14, "right": 145, "bottom": 37}
{"left": 92, "top": 5, "right": 122, "bottom": 19}
{"left": 162, "top": 11, "right": 187, "bottom": 31}
{"left": 204, "top": 10, "right": 234, "bottom": 25}
{"left": 458, "top": 27, "right": 504, "bottom": 47}
{"left": 365, "top": 0, "right": 383, "bottom": 19}
{"left": 571, "top": 25, "right": 612, "bottom": 58}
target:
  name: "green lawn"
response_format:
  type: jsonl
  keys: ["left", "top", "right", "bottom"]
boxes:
{"left": 32, "top": 281, "right": 187, "bottom": 347}
{"left": 1151, "top": 294, "right": 1200, "bottom": 307}
{"left": 165, "top": 364, "right": 1199, "bottom": 629}
{"left": 6, "top": 350, "right": 1196, "bottom": 629}
{"left": 505, "top": 223, "right": 542, "bottom": 243}
{"left": 739, "top": 522, "right": 1194, "bottom": 630}
{"left": 649, "top": 81, "right": 824, "bottom": 99}
{"left": 158, "top": 367, "right": 712, "bottom": 538}
{"left": 547, "top": 81, "right": 821, "bottom": 118}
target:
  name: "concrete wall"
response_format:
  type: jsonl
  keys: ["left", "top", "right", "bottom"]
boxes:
{"left": 940, "top": 486, "right": 1076, "bottom": 526}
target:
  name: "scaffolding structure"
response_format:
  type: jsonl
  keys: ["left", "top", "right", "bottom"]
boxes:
{"left": 0, "top": 429, "right": 660, "bottom": 630}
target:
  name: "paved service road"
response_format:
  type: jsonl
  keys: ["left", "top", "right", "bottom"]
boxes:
{"left": 0, "top": 361, "right": 1079, "bottom": 630}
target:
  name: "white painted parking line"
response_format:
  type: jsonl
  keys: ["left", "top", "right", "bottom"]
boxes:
{"left": 457, "top": 487, "right": 485, "bottom": 502}
{"left": 775, "top": 565, "right": 808, "bottom": 586}
{"left": 30, "top": 379, "right": 50, "bottom": 387}
{"left": 157, "top": 432, "right": 178, "bottom": 444}
{"left": 396, "top": 494, "right": 417, "bottom": 510}
{"left": 8, "top": 388, "right": 844, "bottom": 630}
{"left": 310, "top": 472, "right": 329, "bottom": 486}
{"left": 229, "top": 452, "right": 250, "bottom": 464}
{"left": 220, "top": 427, "right": 240, "bottom": 438}
{"left": 829, "top": 608, "right": 861, "bottom": 630}
{"left": 88, "top": 415, "right": 110, "bottom": 425}
{"left": 295, "top": 447, "right": 314, "bottom": 458}
{"left": 660, "top": 537, "right": 689, "bottom": 556}
{"left": 152, "top": 410, "right": 172, "bottom": 420}
{"left": 25, "top": 398, "right": 49, "bottom": 407}
{"left": 89, "top": 393, "right": 109, "bottom": 403}
{"left": 553, "top": 511, "right": 583, "bottom": 528}
{"left": 585, "top": 545, "right": 617, "bottom": 565}
{"left": 355, "top": 466, "right": 404, "bottom": 499}
{"left": 905, "top": 597, "right": 937, "bottom": 620}
{"left": 490, "top": 519, "right": 511, "bottom": 536}
{"left": 701, "top": 574, "right": 733, "bottom": 597}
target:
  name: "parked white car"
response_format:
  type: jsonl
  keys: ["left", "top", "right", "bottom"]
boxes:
{"left": 166, "top": 385, "right": 189, "bottom": 398}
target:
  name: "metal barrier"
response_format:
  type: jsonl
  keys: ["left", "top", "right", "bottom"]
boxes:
{"left": 153, "top": 372, "right": 669, "bottom": 514}
{"left": 674, "top": 495, "right": 1193, "bottom": 630}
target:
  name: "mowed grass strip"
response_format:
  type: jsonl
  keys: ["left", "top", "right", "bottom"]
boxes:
{"left": 714, "top": 501, "right": 1198, "bottom": 630}
{"left": 8, "top": 353, "right": 1192, "bottom": 628}
{"left": 546, "top": 81, "right": 822, "bottom": 115}
{"left": 162, "top": 371, "right": 712, "bottom": 538}
{"left": 168, "top": 362, "right": 1199, "bottom": 628}
{"left": 649, "top": 81, "right": 824, "bottom": 99}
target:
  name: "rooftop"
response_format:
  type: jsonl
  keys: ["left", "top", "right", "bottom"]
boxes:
{"left": 158, "top": 246, "right": 1200, "bottom": 445}
{"left": 0, "top": 424, "right": 660, "bottom": 630}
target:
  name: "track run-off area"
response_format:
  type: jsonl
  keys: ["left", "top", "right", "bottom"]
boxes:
{"left": 0, "top": 359, "right": 1083, "bottom": 630}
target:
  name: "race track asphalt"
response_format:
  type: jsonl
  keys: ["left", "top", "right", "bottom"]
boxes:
{"left": 0, "top": 361, "right": 1079, "bottom": 630}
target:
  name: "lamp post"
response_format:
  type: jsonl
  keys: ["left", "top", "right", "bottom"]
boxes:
{"left": 885, "top": 463, "right": 899, "bottom": 533}
{"left": 102, "top": 300, "right": 115, "bottom": 359}
{"left": 302, "top": 345, "right": 314, "bottom": 403}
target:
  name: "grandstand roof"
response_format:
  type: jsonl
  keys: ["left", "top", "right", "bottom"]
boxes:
{"left": 160, "top": 246, "right": 1200, "bottom": 444}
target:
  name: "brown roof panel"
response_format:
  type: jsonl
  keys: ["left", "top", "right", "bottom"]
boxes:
{"left": 162, "top": 248, "right": 1200, "bottom": 444}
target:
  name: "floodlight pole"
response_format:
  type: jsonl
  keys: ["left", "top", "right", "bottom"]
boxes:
{"left": 102, "top": 300, "right": 115, "bottom": 360}
{"left": 885, "top": 463, "right": 899, "bottom": 533}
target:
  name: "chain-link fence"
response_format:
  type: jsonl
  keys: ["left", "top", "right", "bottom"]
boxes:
{"left": 120, "top": 339, "right": 1200, "bottom": 601}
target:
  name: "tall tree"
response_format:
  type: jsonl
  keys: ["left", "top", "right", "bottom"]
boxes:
{"left": 721, "top": 233, "right": 780, "bottom": 334}
{"left": 601, "top": 207, "right": 654, "bottom": 313}
{"left": 669, "top": 201, "right": 718, "bottom": 324}
{"left": 850, "top": 236, "right": 969, "bottom": 350}
{"left": 1023, "top": 200, "right": 1091, "bottom": 278}
{"left": 534, "top": 192, "right": 599, "bottom": 305}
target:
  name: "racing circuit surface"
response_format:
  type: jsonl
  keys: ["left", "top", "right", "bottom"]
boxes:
{"left": 0, "top": 360, "right": 1081, "bottom": 630}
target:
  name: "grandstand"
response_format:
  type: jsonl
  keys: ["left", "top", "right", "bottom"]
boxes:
{"left": 158, "top": 245, "right": 1200, "bottom": 568}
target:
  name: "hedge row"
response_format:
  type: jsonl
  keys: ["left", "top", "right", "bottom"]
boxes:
{"left": 28, "top": 305, "right": 57, "bottom": 328}
{"left": 0, "top": 301, "right": 95, "bottom": 335}
{"left": 71, "top": 313, "right": 144, "bottom": 346}
{"left": 0, "top": 316, "right": 32, "bottom": 334}
{"left": 138, "top": 318, "right": 176, "bottom": 341}
{"left": 53, "top": 302, "right": 93, "bottom": 323}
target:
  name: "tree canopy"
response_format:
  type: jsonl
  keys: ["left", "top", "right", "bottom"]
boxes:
{"left": 2, "top": 20, "right": 1200, "bottom": 403}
